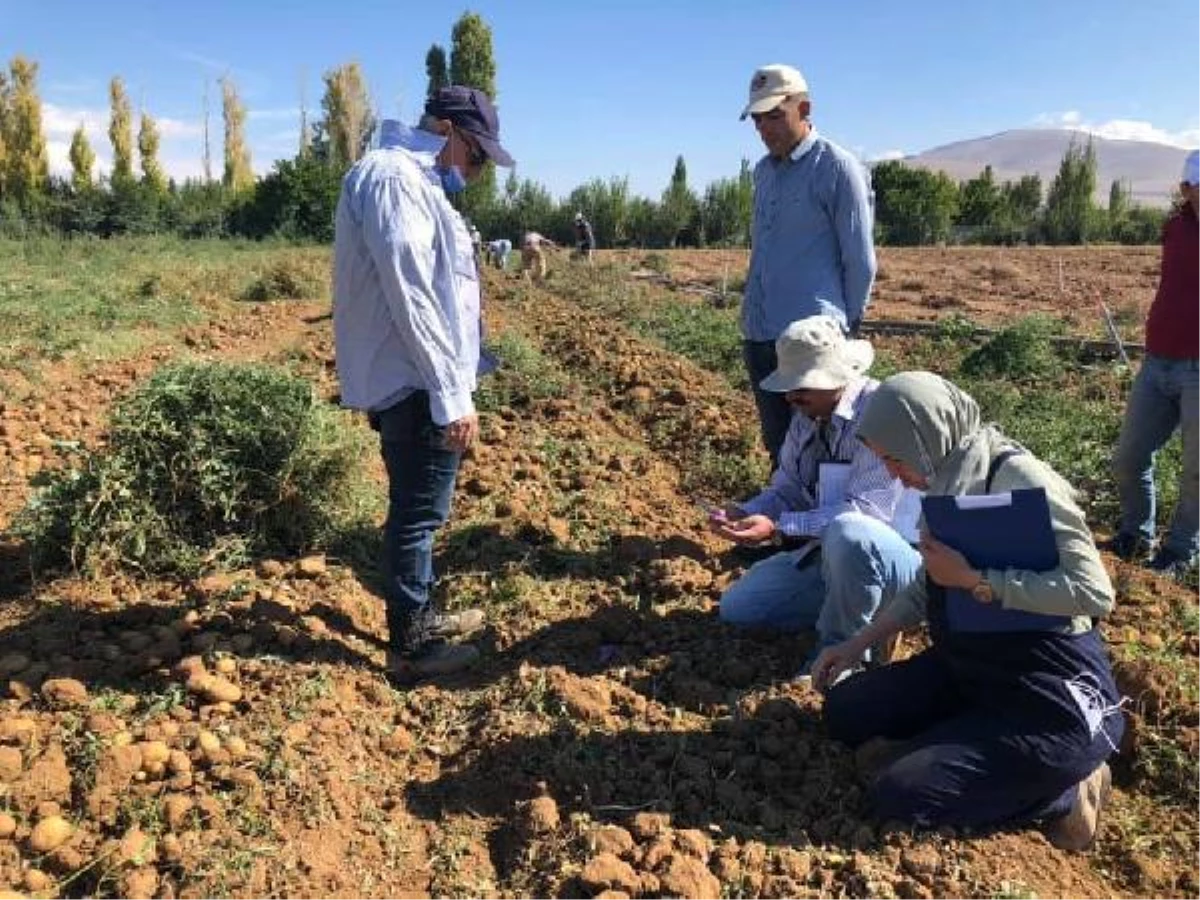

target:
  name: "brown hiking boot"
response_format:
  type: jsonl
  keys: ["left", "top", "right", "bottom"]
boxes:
{"left": 428, "top": 608, "right": 486, "bottom": 639}
{"left": 386, "top": 643, "right": 480, "bottom": 684}
{"left": 1045, "top": 762, "right": 1111, "bottom": 852}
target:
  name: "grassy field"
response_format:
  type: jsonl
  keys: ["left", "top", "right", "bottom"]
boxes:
{"left": 0, "top": 238, "right": 329, "bottom": 385}
{"left": 0, "top": 238, "right": 1193, "bottom": 899}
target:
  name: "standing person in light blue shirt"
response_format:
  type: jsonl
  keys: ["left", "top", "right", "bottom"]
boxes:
{"left": 740, "top": 64, "right": 877, "bottom": 467}
{"left": 333, "top": 85, "right": 515, "bottom": 681}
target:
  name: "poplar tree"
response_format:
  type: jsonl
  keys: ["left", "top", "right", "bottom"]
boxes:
{"left": 0, "top": 71, "right": 9, "bottom": 201}
{"left": 4, "top": 56, "right": 49, "bottom": 205}
{"left": 69, "top": 124, "right": 95, "bottom": 192}
{"left": 425, "top": 45, "right": 449, "bottom": 98}
{"left": 109, "top": 77, "right": 135, "bottom": 189}
{"left": 1043, "top": 137, "right": 1098, "bottom": 244}
{"left": 320, "top": 62, "right": 370, "bottom": 170}
{"left": 449, "top": 13, "right": 497, "bottom": 97}
{"left": 221, "top": 76, "right": 253, "bottom": 191}
{"left": 202, "top": 79, "right": 213, "bottom": 182}
{"left": 138, "top": 112, "right": 166, "bottom": 193}
{"left": 659, "top": 155, "right": 697, "bottom": 247}
{"left": 448, "top": 12, "right": 498, "bottom": 216}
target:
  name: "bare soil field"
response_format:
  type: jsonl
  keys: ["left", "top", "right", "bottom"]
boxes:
{"left": 607, "top": 246, "right": 1161, "bottom": 341}
{"left": 0, "top": 244, "right": 1193, "bottom": 898}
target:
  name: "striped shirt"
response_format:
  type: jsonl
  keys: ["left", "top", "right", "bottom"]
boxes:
{"left": 742, "top": 129, "right": 876, "bottom": 342}
{"left": 739, "top": 377, "right": 912, "bottom": 539}
{"left": 333, "top": 120, "right": 482, "bottom": 425}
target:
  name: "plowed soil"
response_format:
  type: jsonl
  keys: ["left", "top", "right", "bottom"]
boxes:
{"left": 0, "top": 246, "right": 1193, "bottom": 899}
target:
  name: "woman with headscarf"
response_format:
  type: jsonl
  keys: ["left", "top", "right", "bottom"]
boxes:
{"left": 811, "top": 372, "right": 1124, "bottom": 852}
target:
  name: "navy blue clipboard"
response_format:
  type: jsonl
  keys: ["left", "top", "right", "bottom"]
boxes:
{"left": 921, "top": 488, "right": 1071, "bottom": 632}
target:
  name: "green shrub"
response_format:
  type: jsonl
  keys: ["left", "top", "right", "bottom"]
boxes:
{"left": 475, "top": 331, "right": 566, "bottom": 412}
{"left": 13, "top": 361, "right": 375, "bottom": 576}
{"left": 960, "top": 315, "right": 1066, "bottom": 380}
{"left": 641, "top": 253, "right": 670, "bottom": 276}
{"left": 241, "top": 255, "right": 326, "bottom": 301}
{"left": 679, "top": 437, "right": 770, "bottom": 500}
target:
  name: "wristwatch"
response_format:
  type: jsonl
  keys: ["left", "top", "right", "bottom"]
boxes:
{"left": 970, "top": 572, "right": 995, "bottom": 604}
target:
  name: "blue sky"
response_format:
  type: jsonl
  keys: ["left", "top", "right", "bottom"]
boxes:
{"left": 5, "top": 0, "right": 1198, "bottom": 199}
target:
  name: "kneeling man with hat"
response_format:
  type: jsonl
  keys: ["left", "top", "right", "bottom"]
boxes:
{"left": 708, "top": 316, "right": 921, "bottom": 681}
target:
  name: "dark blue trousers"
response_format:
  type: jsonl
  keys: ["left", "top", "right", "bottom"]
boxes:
{"left": 743, "top": 339, "right": 792, "bottom": 469}
{"left": 824, "top": 645, "right": 1121, "bottom": 830}
{"left": 376, "top": 392, "right": 462, "bottom": 654}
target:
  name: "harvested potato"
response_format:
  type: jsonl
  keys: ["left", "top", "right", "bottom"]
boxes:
{"left": 28, "top": 815, "right": 72, "bottom": 852}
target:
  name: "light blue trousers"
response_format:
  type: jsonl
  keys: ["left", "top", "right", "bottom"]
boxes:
{"left": 1113, "top": 354, "right": 1199, "bottom": 560}
{"left": 719, "top": 513, "right": 922, "bottom": 652}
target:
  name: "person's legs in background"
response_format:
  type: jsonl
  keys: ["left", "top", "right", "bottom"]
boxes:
{"left": 742, "top": 339, "right": 792, "bottom": 468}
{"left": 1110, "top": 356, "right": 1180, "bottom": 559}
{"left": 1155, "top": 358, "right": 1199, "bottom": 570}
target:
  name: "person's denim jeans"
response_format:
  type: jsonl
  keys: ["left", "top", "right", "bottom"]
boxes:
{"left": 719, "top": 513, "right": 922, "bottom": 653}
{"left": 1113, "top": 354, "right": 1199, "bottom": 560}
{"left": 376, "top": 392, "right": 462, "bottom": 654}
{"left": 743, "top": 339, "right": 792, "bottom": 469}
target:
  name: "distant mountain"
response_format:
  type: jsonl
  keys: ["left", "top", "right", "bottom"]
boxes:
{"left": 902, "top": 128, "right": 1190, "bottom": 207}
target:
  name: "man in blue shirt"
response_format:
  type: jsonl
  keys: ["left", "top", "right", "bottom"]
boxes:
{"left": 333, "top": 86, "right": 515, "bottom": 681}
{"left": 740, "top": 64, "right": 877, "bottom": 467}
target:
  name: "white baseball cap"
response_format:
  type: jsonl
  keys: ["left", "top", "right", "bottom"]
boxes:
{"left": 1182, "top": 149, "right": 1199, "bottom": 187}
{"left": 760, "top": 316, "right": 874, "bottom": 393}
{"left": 740, "top": 64, "right": 809, "bottom": 120}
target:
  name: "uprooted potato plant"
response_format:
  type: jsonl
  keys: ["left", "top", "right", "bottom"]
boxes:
{"left": 12, "top": 360, "right": 377, "bottom": 577}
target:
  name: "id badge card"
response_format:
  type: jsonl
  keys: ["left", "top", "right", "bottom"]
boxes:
{"left": 818, "top": 462, "right": 851, "bottom": 507}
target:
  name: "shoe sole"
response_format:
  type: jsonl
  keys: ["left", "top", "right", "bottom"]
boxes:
{"left": 1091, "top": 762, "right": 1112, "bottom": 849}
{"left": 429, "top": 612, "right": 487, "bottom": 639}
{"left": 387, "top": 659, "right": 479, "bottom": 686}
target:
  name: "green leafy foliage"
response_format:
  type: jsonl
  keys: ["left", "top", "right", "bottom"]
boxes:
{"left": 960, "top": 315, "right": 1066, "bottom": 380}
{"left": 13, "top": 361, "right": 375, "bottom": 576}
{"left": 240, "top": 253, "right": 327, "bottom": 301}
{"left": 475, "top": 332, "right": 565, "bottom": 412}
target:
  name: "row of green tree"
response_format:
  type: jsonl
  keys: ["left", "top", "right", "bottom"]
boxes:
{"left": 0, "top": 14, "right": 1171, "bottom": 247}
{"left": 872, "top": 141, "right": 1167, "bottom": 246}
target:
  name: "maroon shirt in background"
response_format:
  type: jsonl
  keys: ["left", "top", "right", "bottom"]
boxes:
{"left": 1144, "top": 203, "right": 1199, "bottom": 360}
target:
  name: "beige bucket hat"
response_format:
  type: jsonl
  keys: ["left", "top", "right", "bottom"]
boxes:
{"left": 760, "top": 315, "right": 874, "bottom": 392}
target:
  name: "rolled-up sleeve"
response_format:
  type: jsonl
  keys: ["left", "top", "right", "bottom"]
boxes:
{"left": 361, "top": 176, "right": 473, "bottom": 425}
{"left": 985, "top": 461, "right": 1115, "bottom": 619}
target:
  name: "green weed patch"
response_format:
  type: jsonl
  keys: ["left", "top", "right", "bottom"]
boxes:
{"left": 13, "top": 361, "right": 375, "bottom": 576}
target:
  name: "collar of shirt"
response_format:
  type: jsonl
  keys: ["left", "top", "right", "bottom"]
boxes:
{"left": 378, "top": 119, "right": 447, "bottom": 184}
{"left": 787, "top": 127, "right": 820, "bottom": 163}
{"left": 829, "top": 376, "right": 868, "bottom": 425}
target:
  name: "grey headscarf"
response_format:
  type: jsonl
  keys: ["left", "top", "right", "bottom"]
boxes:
{"left": 857, "top": 371, "right": 1061, "bottom": 497}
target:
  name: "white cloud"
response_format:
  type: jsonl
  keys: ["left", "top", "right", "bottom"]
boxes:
{"left": 43, "top": 102, "right": 299, "bottom": 182}
{"left": 869, "top": 148, "right": 907, "bottom": 162}
{"left": 155, "top": 117, "right": 203, "bottom": 139}
{"left": 43, "top": 103, "right": 108, "bottom": 139}
{"left": 1032, "top": 111, "right": 1198, "bottom": 148}
{"left": 47, "top": 138, "right": 113, "bottom": 179}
